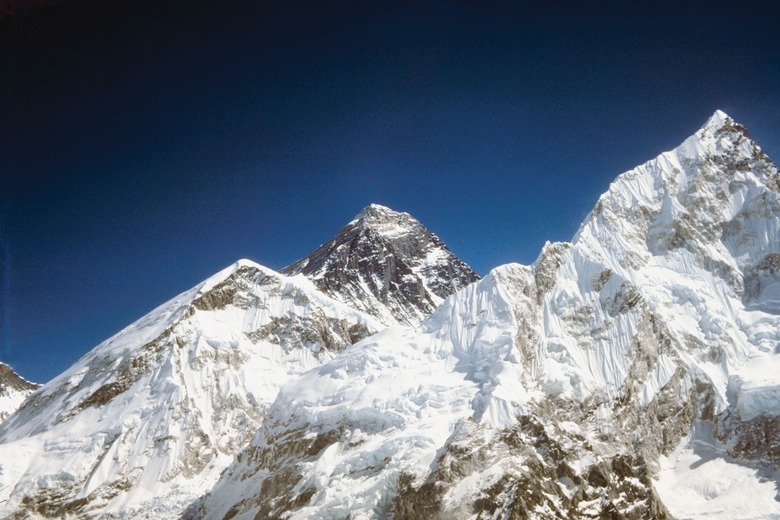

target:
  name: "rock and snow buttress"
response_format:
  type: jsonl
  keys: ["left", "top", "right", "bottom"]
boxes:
{"left": 0, "top": 362, "right": 39, "bottom": 424}
{"left": 195, "top": 111, "right": 780, "bottom": 520}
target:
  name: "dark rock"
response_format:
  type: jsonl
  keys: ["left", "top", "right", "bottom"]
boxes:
{"left": 282, "top": 204, "right": 480, "bottom": 326}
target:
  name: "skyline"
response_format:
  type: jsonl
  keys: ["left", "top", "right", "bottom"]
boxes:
{"left": 2, "top": 0, "right": 780, "bottom": 383}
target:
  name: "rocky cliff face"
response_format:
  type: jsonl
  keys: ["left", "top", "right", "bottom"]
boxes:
{"left": 198, "top": 111, "right": 780, "bottom": 519}
{"left": 0, "top": 362, "right": 39, "bottom": 423}
{"left": 282, "top": 204, "right": 481, "bottom": 327}
{"left": 0, "top": 260, "right": 380, "bottom": 519}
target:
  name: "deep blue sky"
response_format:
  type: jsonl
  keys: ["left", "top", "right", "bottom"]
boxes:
{"left": 2, "top": 0, "right": 779, "bottom": 383}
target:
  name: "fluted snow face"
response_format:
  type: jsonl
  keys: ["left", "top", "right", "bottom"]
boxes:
{"left": 0, "top": 261, "right": 380, "bottom": 518}
{"left": 200, "top": 112, "right": 780, "bottom": 519}
{"left": 282, "top": 203, "right": 481, "bottom": 327}
{"left": 503, "top": 111, "right": 780, "bottom": 518}
{"left": 560, "top": 110, "right": 780, "bottom": 405}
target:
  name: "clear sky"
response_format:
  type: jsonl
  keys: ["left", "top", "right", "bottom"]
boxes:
{"left": 2, "top": 0, "right": 779, "bottom": 383}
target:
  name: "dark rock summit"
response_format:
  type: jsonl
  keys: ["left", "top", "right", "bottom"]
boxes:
{"left": 282, "top": 203, "right": 481, "bottom": 327}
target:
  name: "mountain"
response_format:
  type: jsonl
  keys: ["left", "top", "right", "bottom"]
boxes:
{"left": 198, "top": 111, "right": 780, "bottom": 519}
{"left": 0, "top": 362, "right": 39, "bottom": 423}
{"left": 282, "top": 203, "right": 481, "bottom": 327}
{"left": 0, "top": 260, "right": 380, "bottom": 518}
{"left": 0, "top": 204, "right": 473, "bottom": 519}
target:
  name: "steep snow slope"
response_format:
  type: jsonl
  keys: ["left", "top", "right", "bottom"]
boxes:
{"left": 0, "top": 260, "right": 380, "bottom": 518}
{"left": 196, "top": 264, "right": 535, "bottom": 519}
{"left": 282, "top": 204, "right": 480, "bottom": 327}
{"left": 199, "top": 111, "right": 780, "bottom": 519}
{"left": 0, "top": 362, "right": 39, "bottom": 423}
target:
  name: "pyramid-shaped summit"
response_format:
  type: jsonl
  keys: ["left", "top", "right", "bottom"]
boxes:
{"left": 282, "top": 204, "right": 480, "bottom": 326}
{"left": 573, "top": 109, "right": 778, "bottom": 273}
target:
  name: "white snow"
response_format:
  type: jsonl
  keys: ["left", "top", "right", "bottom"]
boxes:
{"left": 655, "top": 427, "right": 780, "bottom": 520}
{"left": 0, "top": 388, "right": 33, "bottom": 425}
{"left": 203, "top": 265, "right": 536, "bottom": 519}
{"left": 5, "top": 110, "right": 780, "bottom": 519}
{"left": 203, "top": 111, "right": 780, "bottom": 519}
{"left": 0, "top": 260, "right": 381, "bottom": 518}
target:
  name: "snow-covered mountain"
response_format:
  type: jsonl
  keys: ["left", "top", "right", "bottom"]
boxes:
{"left": 3, "top": 111, "right": 779, "bottom": 519}
{"left": 0, "top": 260, "right": 380, "bottom": 518}
{"left": 0, "top": 362, "right": 39, "bottom": 423}
{"left": 198, "top": 111, "right": 780, "bottom": 519}
{"left": 282, "top": 203, "right": 481, "bottom": 327}
{"left": 0, "top": 204, "right": 475, "bottom": 519}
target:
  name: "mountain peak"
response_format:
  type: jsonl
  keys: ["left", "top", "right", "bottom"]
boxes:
{"left": 203, "top": 112, "right": 780, "bottom": 520}
{"left": 703, "top": 109, "right": 732, "bottom": 130}
{"left": 350, "top": 203, "right": 415, "bottom": 233}
{"left": 0, "top": 259, "right": 381, "bottom": 516}
{"left": 354, "top": 202, "right": 397, "bottom": 219}
{"left": 283, "top": 205, "right": 479, "bottom": 326}
{"left": 695, "top": 109, "right": 755, "bottom": 146}
{"left": 575, "top": 109, "right": 778, "bottom": 278}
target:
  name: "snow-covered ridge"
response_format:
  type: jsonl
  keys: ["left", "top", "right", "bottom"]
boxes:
{"left": 0, "top": 260, "right": 381, "bottom": 518}
{"left": 200, "top": 111, "right": 780, "bottom": 519}
{"left": 0, "top": 204, "right": 474, "bottom": 518}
